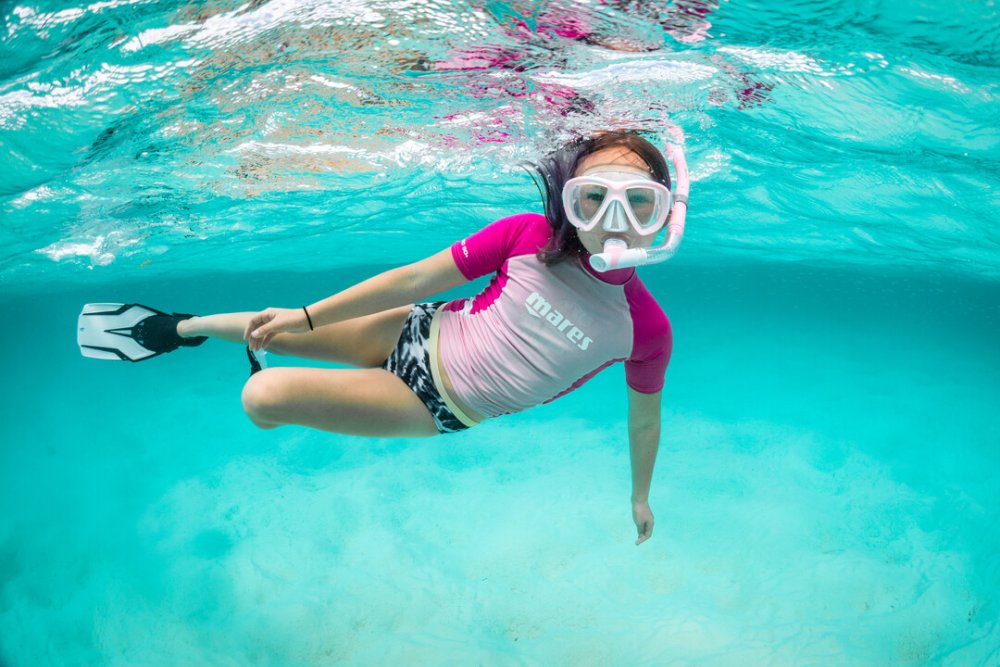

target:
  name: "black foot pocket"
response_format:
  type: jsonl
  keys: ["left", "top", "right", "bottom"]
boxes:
{"left": 246, "top": 346, "right": 262, "bottom": 376}
{"left": 132, "top": 314, "right": 206, "bottom": 354}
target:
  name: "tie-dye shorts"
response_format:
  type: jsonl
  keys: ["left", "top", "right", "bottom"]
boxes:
{"left": 381, "top": 302, "right": 469, "bottom": 434}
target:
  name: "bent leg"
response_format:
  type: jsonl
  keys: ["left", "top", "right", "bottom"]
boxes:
{"left": 178, "top": 306, "right": 411, "bottom": 367}
{"left": 241, "top": 366, "right": 439, "bottom": 437}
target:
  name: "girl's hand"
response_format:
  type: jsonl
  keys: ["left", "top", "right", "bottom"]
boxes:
{"left": 632, "top": 500, "right": 655, "bottom": 545}
{"left": 244, "top": 307, "right": 311, "bottom": 351}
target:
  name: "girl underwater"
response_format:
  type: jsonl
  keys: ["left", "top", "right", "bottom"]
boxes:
{"left": 78, "top": 130, "right": 690, "bottom": 545}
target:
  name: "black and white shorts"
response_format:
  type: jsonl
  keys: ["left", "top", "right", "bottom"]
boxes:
{"left": 382, "top": 302, "right": 470, "bottom": 434}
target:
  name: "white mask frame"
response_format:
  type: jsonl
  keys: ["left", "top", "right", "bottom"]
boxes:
{"left": 562, "top": 170, "right": 673, "bottom": 237}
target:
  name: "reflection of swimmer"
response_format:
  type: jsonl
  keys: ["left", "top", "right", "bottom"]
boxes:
{"left": 432, "top": 0, "right": 771, "bottom": 115}
{"left": 430, "top": 1, "right": 652, "bottom": 117}
{"left": 78, "top": 131, "right": 689, "bottom": 546}
{"left": 657, "top": 0, "right": 719, "bottom": 45}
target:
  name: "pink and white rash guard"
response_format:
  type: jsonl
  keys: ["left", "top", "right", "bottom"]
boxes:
{"left": 428, "top": 213, "right": 672, "bottom": 425}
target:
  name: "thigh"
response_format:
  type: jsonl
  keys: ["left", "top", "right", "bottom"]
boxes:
{"left": 241, "top": 366, "right": 440, "bottom": 437}
{"left": 267, "top": 305, "right": 411, "bottom": 367}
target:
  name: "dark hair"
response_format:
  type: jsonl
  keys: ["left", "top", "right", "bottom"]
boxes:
{"left": 530, "top": 131, "right": 671, "bottom": 265}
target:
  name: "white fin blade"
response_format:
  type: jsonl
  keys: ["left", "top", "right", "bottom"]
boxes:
{"left": 77, "top": 303, "right": 161, "bottom": 361}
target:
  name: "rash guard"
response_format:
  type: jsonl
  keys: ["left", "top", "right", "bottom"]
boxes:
{"left": 429, "top": 213, "right": 672, "bottom": 424}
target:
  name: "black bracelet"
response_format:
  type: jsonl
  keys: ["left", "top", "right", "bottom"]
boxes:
{"left": 302, "top": 306, "right": 314, "bottom": 331}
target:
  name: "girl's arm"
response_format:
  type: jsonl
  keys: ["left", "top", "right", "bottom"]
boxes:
{"left": 245, "top": 248, "right": 467, "bottom": 349}
{"left": 628, "top": 386, "right": 662, "bottom": 545}
{"left": 305, "top": 248, "right": 468, "bottom": 326}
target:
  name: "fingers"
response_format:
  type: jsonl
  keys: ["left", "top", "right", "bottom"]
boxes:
{"left": 244, "top": 310, "right": 276, "bottom": 344}
{"left": 243, "top": 313, "right": 263, "bottom": 342}
{"left": 253, "top": 323, "right": 275, "bottom": 345}
{"left": 634, "top": 518, "right": 654, "bottom": 546}
{"left": 249, "top": 330, "right": 276, "bottom": 352}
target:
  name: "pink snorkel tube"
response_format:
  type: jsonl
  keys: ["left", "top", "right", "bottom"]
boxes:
{"left": 589, "top": 144, "right": 690, "bottom": 272}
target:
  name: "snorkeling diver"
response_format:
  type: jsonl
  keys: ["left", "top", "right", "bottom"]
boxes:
{"left": 77, "top": 130, "right": 689, "bottom": 545}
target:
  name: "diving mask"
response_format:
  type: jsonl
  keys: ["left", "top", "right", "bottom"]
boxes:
{"left": 562, "top": 144, "right": 690, "bottom": 272}
{"left": 562, "top": 166, "right": 673, "bottom": 236}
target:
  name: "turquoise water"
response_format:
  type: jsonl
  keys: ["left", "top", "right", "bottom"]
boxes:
{"left": 2, "top": 1, "right": 998, "bottom": 665}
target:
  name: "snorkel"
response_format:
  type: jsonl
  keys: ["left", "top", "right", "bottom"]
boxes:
{"left": 588, "top": 144, "right": 689, "bottom": 272}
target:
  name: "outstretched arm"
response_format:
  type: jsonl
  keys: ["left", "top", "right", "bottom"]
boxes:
{"left": 628, "top": 387, "right": 662, "bottom": 545}
{"left": 246, "top": 248, "right": 467, "bottom": 350}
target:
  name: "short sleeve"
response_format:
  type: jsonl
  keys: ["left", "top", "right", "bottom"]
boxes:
{"left": 623, "top": 280, "right": 672, "bottom": 393}
{"left": 451, "top": 213, "right": 551, "bottom": 280}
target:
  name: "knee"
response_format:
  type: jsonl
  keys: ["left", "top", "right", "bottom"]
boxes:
{"left": 241, "top": 370, "right": 284, "bottom": 429}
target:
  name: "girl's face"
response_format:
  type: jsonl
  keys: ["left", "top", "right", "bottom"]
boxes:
{"left": 571, "top": 146, "right": 660, "bottom": 256}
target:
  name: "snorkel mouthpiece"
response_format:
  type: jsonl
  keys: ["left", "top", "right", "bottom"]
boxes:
{"left": 591, "top": 238, "right": 629, "bottom": 272}
{"left": 589, "top": 144, "right": 690, "bottom": 272}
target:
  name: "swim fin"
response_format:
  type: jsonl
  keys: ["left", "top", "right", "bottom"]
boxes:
{"left": 246, "top": 345, "right": 267, "bottom": 375}
{"left": 78, "top": 303, "right": 207, "bottom": 362}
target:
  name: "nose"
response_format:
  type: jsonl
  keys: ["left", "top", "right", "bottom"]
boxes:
{"left": 600, "top": 201, "right": 629, "bottom": 233}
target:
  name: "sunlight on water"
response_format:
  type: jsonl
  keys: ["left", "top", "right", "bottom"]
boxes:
{"left": 1, "top": 0, "right": 997, "bottom": 284}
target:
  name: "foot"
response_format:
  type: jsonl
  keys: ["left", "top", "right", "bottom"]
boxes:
{"left": 133, "top": 313, "right": 207, "bottom": 354}
{"left": 176, "top": 316, "right": 200, "bottom": 338}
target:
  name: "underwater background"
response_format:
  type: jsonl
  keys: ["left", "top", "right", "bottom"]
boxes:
{"left": 1, "top": 0, "right": 998, "bottom": 664}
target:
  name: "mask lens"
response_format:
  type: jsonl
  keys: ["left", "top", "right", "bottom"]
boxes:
{"left": 576, "top": 183, "right": 608, "bottom": 221}
{"left": 626, "top": 186, "right": 665, "bottom": 230}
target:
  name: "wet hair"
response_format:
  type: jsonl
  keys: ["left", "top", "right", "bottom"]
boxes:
{"left": 530, "top": 130, "right": 670, "bottom": 265}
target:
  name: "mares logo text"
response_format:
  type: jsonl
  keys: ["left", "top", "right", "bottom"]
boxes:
{"left": 525, "top": 292, "right": 593, "bottom": 351}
